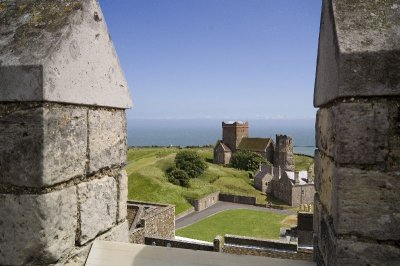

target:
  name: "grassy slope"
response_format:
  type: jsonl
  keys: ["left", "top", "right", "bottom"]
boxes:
{"left": 127, "top": 147, "right": 314, "bottom": 214}
{"left": 176, "top": 209, "right": 291, "bottom": 242}
{"left": 294, "top": 154, "right": 314, "bottom": 172}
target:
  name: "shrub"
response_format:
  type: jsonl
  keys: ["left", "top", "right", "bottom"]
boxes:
{"left": 175, "top": 150, "right": 207, "bottom": 178}
{"left": 230, "top": 151, "right": 266, "bottom": 172}
{"left": 166, "top": 167, "right": 190, "bottom": 187}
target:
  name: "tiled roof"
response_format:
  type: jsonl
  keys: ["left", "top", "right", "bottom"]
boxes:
{"left": 214, "top": 140, "right": 231, "bottom": 152}
{"left": 237, "top": 138, "right": 272, "bottom": 152}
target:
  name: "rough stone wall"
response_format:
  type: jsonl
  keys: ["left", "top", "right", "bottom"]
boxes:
{"left": 219, "top": 193, "right": 256, "bottom": 205}
{"left": 313, "top": 1, "right": 400, "bottom": 265}
{"left": 271, "top": 175, "right": 293, "bottom": 205}
{"left": 223, "top": 245, "right": 313, "bottom": 261}
{"left": 222, "top": 235, "right": 312, "bottom": 261}
{"left": 291, "top": 184, "right": 315, "bottom": 207}
{"left": 0, "top": 1, "right": 132, "bottom": 264}
{"left": 274, "top": 135, "right": 295, "bottom": 171}
{"left": 188, "top": 192, "right": 220, "bottom": 211}
{"left": 130, "top": 228, "right": 145, "bottom": 244}
{"left": 0, "top": 104, "right": 129, "bottom": 265}
{"left": 141, "top": 205, "right": 175, "bottom": 240}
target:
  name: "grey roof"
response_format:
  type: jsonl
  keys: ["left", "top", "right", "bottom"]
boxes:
{"left": 237, "top": 138, "right": 272, "bottom": 152}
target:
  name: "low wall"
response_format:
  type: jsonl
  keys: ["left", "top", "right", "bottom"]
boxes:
{"left": 141, "top": 205, "right": 175, "bottom": 239}
{"left": 129, "top": 228, "right": 145, "bottom": 244}
{"left": 222, "top": 235, "right": 312, "bottom": 261}
{"left": 223, "top": 245, "right": 313, "bottom": 261}
{"left": 188, "top": 192, "right": 220, "bottom": 211}
{"left": 219, "top": 193, "right": 256, "bottom": 205}
{"left": 127, "top": 201, "right": 175, "bottom": 243}
{"left": 224, "top": 235, "right": 297, "bottom": 251}
{"left": 145, "top": 237, "right": 214, "bottom": 252}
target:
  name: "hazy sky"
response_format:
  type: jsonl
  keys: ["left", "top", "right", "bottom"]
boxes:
{"left": 99, "top": 0, "right": 322, "bottom": 120}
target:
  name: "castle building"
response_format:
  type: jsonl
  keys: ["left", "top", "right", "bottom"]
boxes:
{"left": 274, "top": 135, "right": 295, "bottom": 171}
{"left": 254, "top": 164, "right": 315, "bottom": 206}
{"left": 213, "top": 122, "right": 294, "bottom": 171}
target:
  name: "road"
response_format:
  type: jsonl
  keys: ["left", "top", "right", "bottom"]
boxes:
{"left": 175, "top": 202, "right": 295, "bottom": 229}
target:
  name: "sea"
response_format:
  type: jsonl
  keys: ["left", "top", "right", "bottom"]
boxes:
{"left": 127, "top": 119, "right": 316, "bottom": 156}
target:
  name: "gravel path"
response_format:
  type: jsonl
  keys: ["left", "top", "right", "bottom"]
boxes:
{"left": 175, "top": 202, "right": 295, "bottom": 229}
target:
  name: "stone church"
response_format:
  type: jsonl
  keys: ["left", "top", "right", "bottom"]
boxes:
{"left": 213, "top": 121, "right": 294, "bottom": 170}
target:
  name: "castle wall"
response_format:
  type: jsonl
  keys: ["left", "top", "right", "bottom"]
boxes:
{"left": 291, "top": 184, "right": 315, "bottom": 207}
{"left": 271, "top": 175, "right": 293, "bottom": 205}
{"left": 188, "top": 192, "right": 220, "bottom": 211}
{"left": 0, "top": 1, "right": 132, "bottom": 265}
{"left": 314, "top": 1, "right": 400, "bottom": 265}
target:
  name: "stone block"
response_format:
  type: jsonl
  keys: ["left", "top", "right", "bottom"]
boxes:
{"left": 314, "top": 0, "right": 400, "bottom": 107}
{"left": 315, "top": 108, "right": 335, "bottom": 157}
{"left": 77, "top": 176, "right": 118, "bottom": 244}
{"left": 0, "top": 0, "right": 132, "bottom": 109}
{"left": 0, "top": 104, "right": 87, "bottom": 187}
{"left": 333, "top": 167, "right": 400, "bottom": 240}
{"left": 88, "top": 109, "right": 126, "bottom": 173}
{"left": 56, "top": 244, "right": 92, "bottom": 266}
{"left": 314, "top": 150, "right": 335, "bottom": 214}
{"left": 333, "top": 101, "right": 389, "bottom": 165}
{"left": 98, "top": 220, "right": 129, "bottom": 243}
{"left": 118, "top": 170, "right": 128, "bottom": 222}
{"left": 335, "top": 239, "right": 400, "bottom": 266}
{"left": 0, "top": 187, "right": 77, "bottom": 265}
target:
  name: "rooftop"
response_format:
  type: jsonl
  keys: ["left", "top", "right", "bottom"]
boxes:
{"left": 86, "top": 240, "right": 316, "bottom": 266}
{"left": 237, "top": 138, "right": 272, "bottom": 152}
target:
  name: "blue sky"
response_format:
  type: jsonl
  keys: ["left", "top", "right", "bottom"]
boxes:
{"left": 100, "top": 0, "right": 322, "bottom": 120}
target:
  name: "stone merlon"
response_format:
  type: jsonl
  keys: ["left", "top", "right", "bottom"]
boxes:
{"left": 314, "top": 0, "right": 400, "bottom": 107}
{"left": 0, "top": 0, "right": 133, "bottom": 108}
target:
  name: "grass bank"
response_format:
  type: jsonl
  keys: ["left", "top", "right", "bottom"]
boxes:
{"left": 126, "top": 147, "right": 314, "bottom": 214}
{"left": 176, "top": 209, "right": 292, "bottom": 242}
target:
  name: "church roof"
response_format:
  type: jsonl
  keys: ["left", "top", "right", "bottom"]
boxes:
{"left": 214, "top": 140, "right": 231, "bottom": 152}
{"left": 237, "top": 138, "right": 272, "bottom": 152}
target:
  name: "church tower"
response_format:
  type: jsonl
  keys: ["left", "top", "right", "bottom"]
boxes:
{"left": 222, "top": 121, "right": 249, "bottom": 152}
{"left": 274, "top": 134, "right": 295, "bottom": 171}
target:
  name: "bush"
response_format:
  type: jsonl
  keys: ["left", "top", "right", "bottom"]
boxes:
{"left": 230, "top": 151, "right": 266, "bottom": 172}
{"left": 175, "top": 150, "right": 207, "bottom": 178}
{"left": 166, "top": 167, "right": 190, "bottom": 187}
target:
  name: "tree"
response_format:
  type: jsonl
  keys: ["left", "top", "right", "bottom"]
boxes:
{"left": 175, "top": 150, "right": 207, "bottom": 178}
{"left": 230, "top": 151, "right": 266, "bottom": 172}
{"left": 166, "top": 167, "right": 190, "bottom": 187}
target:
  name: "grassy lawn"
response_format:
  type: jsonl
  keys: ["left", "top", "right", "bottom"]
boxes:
{"left": 127, "top": 147, "right": 314, "bottom": 214}
{"left": 294, "top": 154, "right": 314, "bottom": 173}
{"left": 176, "top": 209, "right": 292, "bottom": 242}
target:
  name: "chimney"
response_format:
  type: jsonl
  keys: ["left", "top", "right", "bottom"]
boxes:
{"left": 295, "top": 172, "right": 300, "bottom": 184}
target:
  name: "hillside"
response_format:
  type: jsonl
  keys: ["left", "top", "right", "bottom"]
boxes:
{"left": 126, "top": 147, "right": 314, "bottom": 214}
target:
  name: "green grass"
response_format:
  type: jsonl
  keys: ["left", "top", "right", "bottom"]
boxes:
{"left": 127, "top": 147, "right": 314, "bottom": 214}
{"left": 294, "top": 154, "right": 314, "bottom": 173}
{"left": 176, "top": 209, "right": 289, "bottom": 242}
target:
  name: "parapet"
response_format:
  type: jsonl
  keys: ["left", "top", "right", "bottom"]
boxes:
{"left": 222, "top": 121, "right": 249, "bottom": 127}
{"left": 0, "top": 0, "right": 133, "bottom": 109}
{"left": 314, "top": 0, "right": 400, "bottom": 107}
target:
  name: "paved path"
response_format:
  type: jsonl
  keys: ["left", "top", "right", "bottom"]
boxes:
{"left": 175, "top": 202, "right": 295, "bottom": 229}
